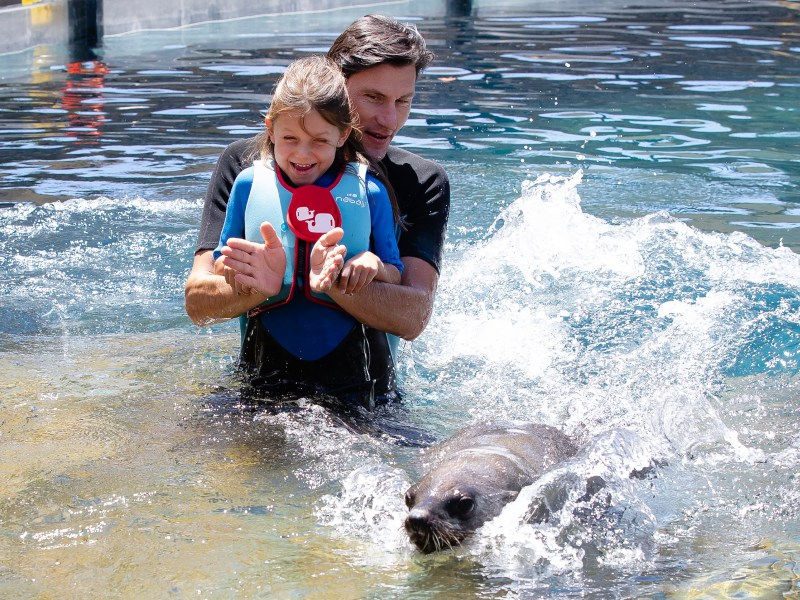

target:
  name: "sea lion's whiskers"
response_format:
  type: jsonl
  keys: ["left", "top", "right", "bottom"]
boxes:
{"left": 441, "top": 528, "right": 458, "bottom": 552}
{"left": 430, "top": 519, "right": 462, "bottom": 552}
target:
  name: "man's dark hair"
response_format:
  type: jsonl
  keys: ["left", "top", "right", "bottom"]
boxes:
{"left": 327, "top": 14, "right": 434, "bottom": 78}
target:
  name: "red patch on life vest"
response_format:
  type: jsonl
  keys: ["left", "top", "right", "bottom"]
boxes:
{"left": 286, "top": 185, "right": 342, "bottom": 242}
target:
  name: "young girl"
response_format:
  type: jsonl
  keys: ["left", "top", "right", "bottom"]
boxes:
{"left": 214, "top": 56, "right": 404, "bottom": 404}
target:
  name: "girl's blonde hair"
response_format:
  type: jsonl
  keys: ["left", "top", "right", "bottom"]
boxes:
{"left": 258, "top": 56, "right": 401, "bottom": 223}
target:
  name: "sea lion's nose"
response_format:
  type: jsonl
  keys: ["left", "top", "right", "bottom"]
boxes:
{"left": 404, "top": 508, "right": 432, "bottom": 531}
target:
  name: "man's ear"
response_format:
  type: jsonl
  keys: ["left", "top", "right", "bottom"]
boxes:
{"left": 336, "top": 126, "right": 352, "bottom": 148}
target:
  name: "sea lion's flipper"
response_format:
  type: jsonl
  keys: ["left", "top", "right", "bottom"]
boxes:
{"left": 572, "top": 476, "right": 612, "bottom": 523}
{"left": 525, "top": 498, "right": 551, "bottom": 524}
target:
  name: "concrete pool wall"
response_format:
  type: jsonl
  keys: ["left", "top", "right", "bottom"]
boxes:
{"left": 0, "top": 0, "right": 476, "bottom": 55}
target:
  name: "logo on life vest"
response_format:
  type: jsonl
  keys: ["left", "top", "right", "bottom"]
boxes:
{"left": 336, "top": 193, "right": 366, "bottom": 208}
{"left": 286, "top": 185, "right": 343, "bottom": 242}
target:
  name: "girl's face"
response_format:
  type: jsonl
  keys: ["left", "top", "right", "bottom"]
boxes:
{"left": 267, "top": 109, "right": 350, "bottom": 186}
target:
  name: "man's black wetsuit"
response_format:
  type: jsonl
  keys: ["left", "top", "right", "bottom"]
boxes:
{"left": 196, "top": 137, "right": 450, "bottom": 407}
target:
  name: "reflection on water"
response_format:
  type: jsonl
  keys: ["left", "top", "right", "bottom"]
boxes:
{"left": 1, "top": 0, "right": 798, "bottom": 246}
{"left": 61, "top": 60, "right": 109, "bottom": 143}
{"left": 1, "top": 1, "right": 800, "bottom": 597}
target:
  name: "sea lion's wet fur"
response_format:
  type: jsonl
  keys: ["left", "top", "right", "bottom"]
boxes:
{"left": 404, "top": 423, "right": 578, "bottom": 553}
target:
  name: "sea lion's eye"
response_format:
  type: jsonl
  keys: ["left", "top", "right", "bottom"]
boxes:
{"left": 404, "top": 490, "right": 416, "bottom": 509}
{"left": 446, "top": 496, "right": 475, "bottom": 519}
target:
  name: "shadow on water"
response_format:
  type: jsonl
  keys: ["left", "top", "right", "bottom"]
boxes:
{"left": 192, "top": 384, "right": 439, "bottom": 452}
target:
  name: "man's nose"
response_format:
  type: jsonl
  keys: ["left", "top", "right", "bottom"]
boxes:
{"left": 374, "top": 103, "right": 398, "bottom": 131}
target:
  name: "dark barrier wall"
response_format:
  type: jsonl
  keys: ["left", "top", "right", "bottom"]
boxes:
{"left": 68, "top": 0, "right": 102, "bottom": 61}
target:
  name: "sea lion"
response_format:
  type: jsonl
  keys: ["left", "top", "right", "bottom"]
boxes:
{"left": 403, "top": 422, "right": 579, "bottom": 553}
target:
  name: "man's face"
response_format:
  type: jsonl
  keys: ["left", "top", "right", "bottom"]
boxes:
{"left": 346, "top": 63, "right": 417, "bottom": 160}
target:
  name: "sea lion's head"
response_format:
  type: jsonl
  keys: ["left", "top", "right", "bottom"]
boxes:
{"left": 403, "top": 458, "right": 522, "bottom": 553}
{"left": 403, "top": 424, "right": 579, "bottom": 553}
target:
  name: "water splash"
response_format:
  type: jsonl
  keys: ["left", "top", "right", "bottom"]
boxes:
{"left": 0, "top": 195, "right": 201, "bottom": 337}
{"left": 383, "top": 172, "right": 800, "bottom": 583}
{"left": 411, "top": 171, "right": 799, "bottom": 441}
{"left": 316, "top": 463, "right": 411, "bottom": 559}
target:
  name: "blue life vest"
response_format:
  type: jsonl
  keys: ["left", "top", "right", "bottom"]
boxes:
{"left": 244, "top": 159, "right": 371, "bottom": 313}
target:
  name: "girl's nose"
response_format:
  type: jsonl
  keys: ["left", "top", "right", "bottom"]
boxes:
{"left": 294, "top": 142, "right": 313, "bottom": 158}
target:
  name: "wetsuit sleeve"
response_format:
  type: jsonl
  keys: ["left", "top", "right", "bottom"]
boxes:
{"left": 213, "top": 168, "right": 253, "bottom": 259}
{"left": 196, "top": 137, "right": 257, "bottom": 252}
{"left": 366, "top": 174, "right": 404, "bottom": 274}
{"left": 381, "top": 147, "right": 450, "bottom": 274}
{"left": 398, "top": 162, "right": 449, "bottom": 273}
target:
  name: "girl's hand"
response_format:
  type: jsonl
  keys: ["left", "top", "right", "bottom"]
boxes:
{"left": 220, "top": 222, "right": 286, "bottom": 296}
{"left": 338, "top": 251, "right": 381, "bottom": 295}
{"left": 309, "top": 228, "right": 347, "bottom": 293}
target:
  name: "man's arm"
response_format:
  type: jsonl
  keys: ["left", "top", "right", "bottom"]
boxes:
{"left": 326, "top": 256, "right": 438, "bottom": 340}
{"left": 325, "top": 155, "right": 446, "bottom": 339}
{"left": 185, "top": 138, "right": 260, "bottom": 325}
{"left": 186, "top": 221, "right": 288, "bottom": 324}
{"left": 185, "top": 250, "right": 267, "bottom": 325}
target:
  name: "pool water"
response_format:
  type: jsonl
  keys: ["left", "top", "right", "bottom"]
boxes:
{"left": 1, "top": 0, "right": 799, "bottom": 597}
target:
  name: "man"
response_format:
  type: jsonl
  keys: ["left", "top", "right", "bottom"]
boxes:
{"left": 184, "top": 15, "right": 450, "bottom": 407}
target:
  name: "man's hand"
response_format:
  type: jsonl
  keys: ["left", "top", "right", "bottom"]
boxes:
{"left": 337, "top": 251, "right": 382, "bottom": 295}
{"left": 219, "top": 222, "right": 286, "bottom": 296}
{"left": 214, "top": 255, "right": 253, "bottom": 296}
{"left": 184, "top": 250, "right": 269, "bottom": 325}
{"left": 309, "top": 227, "right": 347, "bottom": 293}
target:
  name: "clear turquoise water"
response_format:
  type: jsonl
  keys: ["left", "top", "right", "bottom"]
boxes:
{"left": 1, "top": 1, "right": 799, "bottom": 597}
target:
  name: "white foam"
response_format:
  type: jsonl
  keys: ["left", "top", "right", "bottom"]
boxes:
{"left": 316, "top": 463, "right": 411, "bottom": 560}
